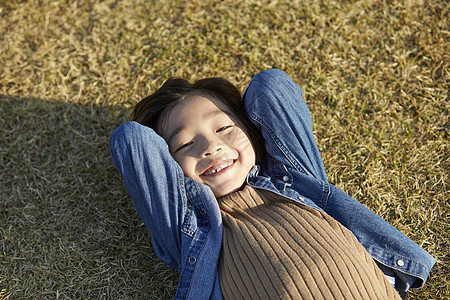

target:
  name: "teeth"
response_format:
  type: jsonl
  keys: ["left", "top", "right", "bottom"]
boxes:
{"left": 205, "top": 161, "right": 233, "bottom": 175}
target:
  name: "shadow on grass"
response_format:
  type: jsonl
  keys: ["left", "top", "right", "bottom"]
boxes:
{"left": 0, "top": 96, "right": 178, "bottom": 299}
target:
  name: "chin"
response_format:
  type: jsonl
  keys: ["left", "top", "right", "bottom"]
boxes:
{"left": 214, "top": 183, "right": 246, "bottom": 198}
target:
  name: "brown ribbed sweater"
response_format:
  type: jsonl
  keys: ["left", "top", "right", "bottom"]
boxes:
{"left": 218, "top": 185, "right": 400, "bottom": 300}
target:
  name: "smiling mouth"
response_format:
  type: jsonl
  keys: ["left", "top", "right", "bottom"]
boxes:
{"left": 201, "top": 160, "right": 236, "bottom": 176}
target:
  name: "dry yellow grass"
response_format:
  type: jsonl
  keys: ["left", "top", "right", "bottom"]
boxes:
{"left": 1, "top": 0, "right": 448, "bottom": 299}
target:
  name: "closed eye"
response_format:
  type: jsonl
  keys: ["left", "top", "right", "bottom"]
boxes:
{"left": 216, "top": 125, "right": 233, "bottom": 133}
{"left": 174, "top": 141, "right": 193, "bottom": 153}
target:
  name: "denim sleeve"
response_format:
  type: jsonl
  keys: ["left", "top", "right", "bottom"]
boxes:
{"left": 244, "top": 69, "right": 436, "bottom": 290}
{"left": 327, "top": 184, "right": 436, "bottom": 289}
{"left": 243, "top": 69, "right": 328, "bottom": 182}
{"left": 110, "top": 121, "right": 189, "bottom": 269}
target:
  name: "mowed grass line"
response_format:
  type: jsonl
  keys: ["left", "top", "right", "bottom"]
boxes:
{"left": 1, "top": 0, "right": 448, "bottom": 299}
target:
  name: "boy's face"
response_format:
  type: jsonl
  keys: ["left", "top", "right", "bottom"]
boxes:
{"left": 160, "top": 93, "right": 256, "bottom": 197}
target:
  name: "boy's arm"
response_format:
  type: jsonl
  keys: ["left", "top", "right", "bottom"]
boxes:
{"left": 110, "top": 121, "right": 192, "bottom": 269}
{"left": 243, "top": 69, "right": 328, "bottom": 182}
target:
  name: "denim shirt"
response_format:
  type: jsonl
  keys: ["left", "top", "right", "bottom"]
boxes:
{"left": 110, "top": 69, "right": 435, "bottom": 299}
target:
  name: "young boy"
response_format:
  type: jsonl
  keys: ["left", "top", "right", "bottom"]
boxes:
{"left": 110, "top": 69, "right": 435, "bottom": 299}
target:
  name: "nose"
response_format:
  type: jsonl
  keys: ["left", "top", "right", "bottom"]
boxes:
{"left": 201, "top": 140, "right": 223, "bottom": 157}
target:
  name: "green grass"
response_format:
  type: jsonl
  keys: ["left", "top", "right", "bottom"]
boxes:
{"left": 1, "top": 0, "right": 448, "bottom": 299}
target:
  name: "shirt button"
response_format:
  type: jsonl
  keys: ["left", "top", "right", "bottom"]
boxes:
{"left": 283, "top": 175, "right": 289, "bottom": 182}
{"left": 200, "top": 209, "right": 206, "bottom": 216}
{"left": 396, "top": 259, "right": 405, "bottom": 267}
{"left": 188, "top": 256, "right": 197, "bottom": 264}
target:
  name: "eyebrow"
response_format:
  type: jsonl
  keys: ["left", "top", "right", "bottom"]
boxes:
{"left": 167, "top": 109, "right": 226, "bottom": 146}
{"left": 167, "top": 126, "right": 183, "bottom": 146}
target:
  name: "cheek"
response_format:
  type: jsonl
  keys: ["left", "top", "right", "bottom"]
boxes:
{"left": 238, "top": 137, "right": 256, "bottom": 165}
{"left": 227, "top": 128, "right": 250, "bottom": 147}
{"left": 234, "top": 133, "right": 255, "bottom": 156}
{"left": 245, "top": 145, "right": 256, "bottom": 166}
{"left": 174, "top": 156, "right": 197, "bottom": 179}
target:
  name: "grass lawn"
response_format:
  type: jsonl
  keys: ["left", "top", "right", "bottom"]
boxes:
{"left": 1, "top": 0, "right": 448, "bottom": 299}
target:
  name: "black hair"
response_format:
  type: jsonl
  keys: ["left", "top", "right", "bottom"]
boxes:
{"left": 132, "top": 77, "right": 265, "bottom": 162}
